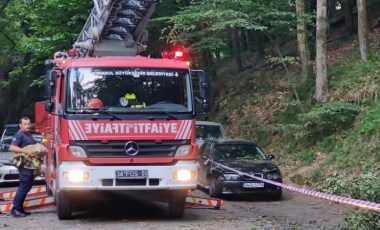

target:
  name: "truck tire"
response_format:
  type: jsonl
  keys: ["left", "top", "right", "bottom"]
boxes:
{"left": 168, "top": 190, "right": 187, "bottom": 218}
{"left": 56, "top": 190, "right": 72, "bottom": 220}
{"left": 208, "top": 178, "right": 220, "bottom": 198}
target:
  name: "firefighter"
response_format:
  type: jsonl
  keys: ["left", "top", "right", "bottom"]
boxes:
{"left": 9, "top": 116, "right": 39, "bottom": 217}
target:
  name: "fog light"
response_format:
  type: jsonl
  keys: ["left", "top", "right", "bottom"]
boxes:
{"left": 63, "top": 170, "right": 89, "bottom": 182}
{"left": 172, "top": 169, "right": 196, "bottom": 181}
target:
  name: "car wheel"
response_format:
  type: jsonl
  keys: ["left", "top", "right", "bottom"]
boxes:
{"left": 272, "top": 189, "right": 282, "bottom": 201}
{"left": 208, "top": 178, "right": 220, "bottom": 198}
{"left": 56, "top": 190, "right": 72, "bottom": 220}
{"left": 168, "top": 190, "right": 187, "bottom": 218}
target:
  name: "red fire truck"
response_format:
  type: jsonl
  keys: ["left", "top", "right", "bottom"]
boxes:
{"left": 34, "top": 0, "right": 209, "bottom": 220}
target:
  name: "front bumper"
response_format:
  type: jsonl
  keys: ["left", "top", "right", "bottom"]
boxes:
{"left": 57, "top": 160, "right": 197, "bottom": 191}
{"left": 0, "top": 165, "right": 45, "bottom": 184}
{"left": 217, "top": 179, "right": 282, "bottom": 195}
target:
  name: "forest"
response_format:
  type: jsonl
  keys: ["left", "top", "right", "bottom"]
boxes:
{"left": 0, "top": 0, "right": 379, "bottom": 228}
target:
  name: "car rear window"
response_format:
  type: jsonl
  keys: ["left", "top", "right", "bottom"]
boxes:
{"left": 196, "top": 124, "right": 226, "bottom": 140}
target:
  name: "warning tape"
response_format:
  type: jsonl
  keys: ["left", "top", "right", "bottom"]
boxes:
{"left": 0, "top": 185, "right": 46, "bottom": 200}
{"left": 209, "top": 160, "right": 380, "bottom": 212}
{"left": 185, "top": 195, "right": 223, "bottom": 209}
{"left": 0, "top": 195, "right": 55, "bottom": 213}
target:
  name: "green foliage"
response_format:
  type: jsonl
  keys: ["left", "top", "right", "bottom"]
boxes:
{"left": 155, "top": 0, "right": 297, "bottom": 59}
{"left": 355, "top": 104, "right": 380, "bottom": 137}
{"left": 299, "top": 150, "right": 316, "bottom": 164}
{"left": 276, "top": 101, "right": 359, "bottom": 147}
{"left": 322, "top": 173, "right": 380, "bottom": 230}
{"left": 297, "top": 101, "right": 359, "bottom": 144}
{"left": 310, "top": 168, "right": 322, "bottom": 183}
{"left": 1, "top": 0, "right": 91, "bottom": 81}
{"left": 330, "top": 58, "right": 380, "bottom": 90}
{"left": 343, "top": 211, "right": 380, "bottom": 230}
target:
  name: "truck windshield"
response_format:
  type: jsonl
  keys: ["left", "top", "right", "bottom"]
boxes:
{"left": 66, "top": 67, "right": 193, "bottom": 113}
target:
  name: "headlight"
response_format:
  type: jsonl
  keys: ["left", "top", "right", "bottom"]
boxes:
{"left": 172, "top": 169, "right": 197, "bottom": 181}
{"left": 223, "top": 174, "right": 240, "bottom": 181}
{"left": 175, "top": 145, "right": 191, "bottom": 156}
{"left": 266, "top": 173, "right": 280, "bottom": 180}
{"left": 63, "top": 170, "right": 89, "bottom": 182}
{"left": 68, "top": 146, "right": 87, "bottom": 158}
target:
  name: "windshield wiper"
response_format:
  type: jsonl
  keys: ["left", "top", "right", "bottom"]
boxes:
{"left": 99, "top": 109, "right": 122, "bottom": 120}
{"left": 72, "top": 108, "right": 122, "bottom": 120}
{"left": 147, "top": 111, "right": 178, "bottom": 120}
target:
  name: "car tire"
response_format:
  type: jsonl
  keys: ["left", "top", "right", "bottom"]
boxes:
{"left": 272, "top": 189, "right": 282, "bottom": 201}
{"left": 208, "top": 178, "right": 220, "bottom": 198}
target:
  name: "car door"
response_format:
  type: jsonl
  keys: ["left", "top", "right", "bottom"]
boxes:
{"left": 196, "top": 142, "right": 211, "bottom": 187}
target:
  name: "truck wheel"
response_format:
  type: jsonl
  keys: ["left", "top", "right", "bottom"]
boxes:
{"left": 208, "top": 178, "right": 220, "bottom": 198}
{"left": 56, "top": 191, "right": 72, "bottom": 220}
{"left": 168, "top": 190, "right": 187, "bottom": 218}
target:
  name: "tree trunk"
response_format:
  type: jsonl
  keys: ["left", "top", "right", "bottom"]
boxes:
{"left": 244, "top": 30, "right": 252, "bottom": 51}
{"left": 231, "top": 27, "right": 243, "bottom": 72}
{"left": 314, "top": 0, "right": 329, "bottom": 103}
{"left": 240, "top": 29, "right": 248, "bottom": 52}
{"left": 296, "top": 0, "right": 311, "bottom": 83}
{"left": 341, "top": 0, "right": 355, "bottom": 35}
{"left": 357, "top": 0, "right": 369, "bottom": 62}
{"left": 253, "top": 30, "right": 265, "bottom": 58}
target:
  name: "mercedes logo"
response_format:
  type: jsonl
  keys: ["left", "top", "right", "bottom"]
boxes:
{"left": 124, "top": 141, "right": 139, "bottom": 156}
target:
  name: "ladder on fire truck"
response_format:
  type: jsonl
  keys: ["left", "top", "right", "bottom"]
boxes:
{"left": 74, "top": 0, "right": 161, "bottom": 57}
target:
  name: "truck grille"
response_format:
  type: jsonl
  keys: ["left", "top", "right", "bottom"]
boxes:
{"left": 70, "top": 140, "right": 190, "bottom": 158}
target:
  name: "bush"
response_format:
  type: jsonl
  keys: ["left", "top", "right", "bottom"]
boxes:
{"left": 322, "top": 173, "right": 380, "bottom": 230}
{"left": 296, "top": 101, "right": 359, "bottom": 145}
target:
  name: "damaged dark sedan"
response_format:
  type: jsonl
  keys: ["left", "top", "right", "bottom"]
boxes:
{"left": 196, "top": 139, "right": 282, "bottom": 200}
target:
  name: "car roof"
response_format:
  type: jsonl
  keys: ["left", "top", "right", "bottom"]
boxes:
{"left": 195, "top": 120, "right": 223, "bottom": 126}
{"left": 208, "top": 138, "right": 259, "bottom": 146}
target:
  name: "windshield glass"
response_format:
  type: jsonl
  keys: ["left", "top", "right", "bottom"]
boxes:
{"left": 213, "top": 144, "right": 266, "bottom": 161}
{"left": 0, "top": 138, "right": 12, "bottom": 152}
{"left": 196, "top": 125, "right": 225, "bottom": 140}
{"left": 66, "top": 68, "right": 193, "bottom": 113}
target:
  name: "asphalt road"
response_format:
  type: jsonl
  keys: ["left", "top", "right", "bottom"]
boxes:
{"left": 0, "top": 185, "right": 349, "bottom": 230}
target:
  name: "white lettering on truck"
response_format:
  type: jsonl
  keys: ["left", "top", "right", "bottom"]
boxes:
{"left": 84, "top": 123, "right": 178, "bottom": 134}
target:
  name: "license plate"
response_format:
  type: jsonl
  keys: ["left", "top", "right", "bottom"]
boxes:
{"left": 242, "top": 182, "right": 264, "bottom": 188}
{"left": 9, "top": 169, "right": 19, "bottom": 174}
{"left": 115, "top": 170, "right": 148, "bottom": 178}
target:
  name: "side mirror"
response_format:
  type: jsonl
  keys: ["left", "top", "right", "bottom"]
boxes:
{"left": 267, "top": 154, "right": 275, "bottom": 160}
{"left": 45, "top": 70, "right": 57, "bottom": 98}
{"left": 44, "top": 70, "right": 57, "bottom": 113}
{"left": 191, "top": 70, "right": 210, "bottom": 114}
{"left": 45, "top": 100, "right": 55, "bottom": 113}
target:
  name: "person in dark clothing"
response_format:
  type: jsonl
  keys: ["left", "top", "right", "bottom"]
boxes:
{"left": 9, "top": 117, "right": 38, "bottom": 217}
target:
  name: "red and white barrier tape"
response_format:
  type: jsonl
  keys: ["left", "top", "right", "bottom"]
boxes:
{"left": 0, "top": 185, "right": 46, "bottom": 200}
{"left": 186, "top": 195, "right": 223, "bottom": 209}
{"left": 0, "top": 196, "right": 55, "bottom": 213}
{"left": 210, "top": 160, "right": 380, "bottom": 212}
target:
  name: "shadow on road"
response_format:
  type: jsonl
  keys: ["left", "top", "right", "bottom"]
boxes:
{"left": 71, "top": 193, "right": 176, "bottom": 220}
